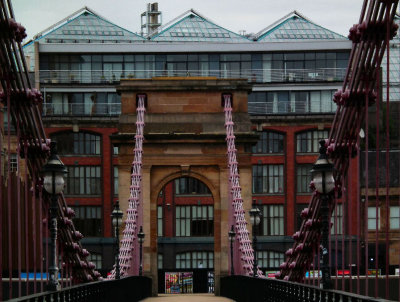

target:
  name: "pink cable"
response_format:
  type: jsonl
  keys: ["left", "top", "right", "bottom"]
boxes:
{"left": 108, "top": 95, "right": 146, "bottom": 279}
{"left": 223, "top": 94, "right": 262, "bottom": 277}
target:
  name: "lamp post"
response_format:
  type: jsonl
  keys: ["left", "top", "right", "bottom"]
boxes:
{"left": 249, "top": 200, "right": 261, "bottom": 278}
{"left": 41, "top": 141, "right": 67, "bottom": 291}
{"left": 228, "top": 225, "right": 236, "bottom": 275}
{"left": 111, "top": 200, "right": 123, "bottom": 279}
{"left": 311, "top": 140, "right": 335, "bottom": 290}
{"left": 137, "top": 226, "right": 145, "bottom": 276}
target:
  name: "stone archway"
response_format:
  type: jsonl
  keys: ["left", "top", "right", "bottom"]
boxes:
{"left": 112, "top": 78, "right": 257, "bottom": 296}
{"left": 154, "top": 172, "right": 217, "bottom": 293}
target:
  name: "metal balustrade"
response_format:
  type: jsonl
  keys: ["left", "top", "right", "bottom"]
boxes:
{"left": 39, "top": 68, "right": 346, "bottom": 84}
{"left": 220, "top": 276, "right": 398, "bottom": 302}
{"left": 42, "top": 103, "right": 121, "bottom": 116}
{"left": 8, "top": 276, "right": 152, "bottom": 302}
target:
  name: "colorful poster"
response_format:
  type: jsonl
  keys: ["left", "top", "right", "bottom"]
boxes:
{"left": 165, "top": 272, "right": 193, "bottom": 294}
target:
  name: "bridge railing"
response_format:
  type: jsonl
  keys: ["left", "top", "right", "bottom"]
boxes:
{"left": 220, "top": 276, "right": 396, "bottom": 302}
{"left": 8, "top": 276, "right": 152, "bottom": 302}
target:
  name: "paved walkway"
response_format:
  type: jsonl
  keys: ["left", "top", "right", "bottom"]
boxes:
{"left": 140, "top": 294, "right": 234, "bottom": 302}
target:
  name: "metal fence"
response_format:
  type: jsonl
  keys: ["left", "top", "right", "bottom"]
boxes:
{"left": 7, "top": 276, "right": 152, "bottom": 302}
{"left": 220, "top": 276, "right": 398, "bottom": 302}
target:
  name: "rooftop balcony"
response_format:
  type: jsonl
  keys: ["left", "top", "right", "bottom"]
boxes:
{"left": 39, "top": 68, "right": 346, "bottom": 84}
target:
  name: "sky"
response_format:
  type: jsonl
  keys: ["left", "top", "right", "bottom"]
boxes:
{"left": 12, "top": 0, "right": 365, "bottom": 41}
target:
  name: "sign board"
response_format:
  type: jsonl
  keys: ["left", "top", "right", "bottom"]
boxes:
{"left": 305, "top": 270, "right": 322, "bottom": 278}
{"left": 265, "top": 271, "right": 279, "bottom": 278}
{"left": 337, "top": 270, "right": 350, "bottom": 276}
{"left": 367, "top": 269, "right": 381, "bottom": 276}
{"left": 20, "top": 272, "right": 60, "bottom": 279}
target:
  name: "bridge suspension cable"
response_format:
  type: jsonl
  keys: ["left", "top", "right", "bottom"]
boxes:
{"left": 223, "top": 93, "right": 263, "bottom": 277}
{"left": 278, "top": 0, "right": 399, "bottom": 290}
{"left": 108, "top": 94, "right": 146, "bottom": 279}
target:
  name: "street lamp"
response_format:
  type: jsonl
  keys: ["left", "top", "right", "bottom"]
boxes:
{"left": 228, "top": 225, "right": 236, "bottom": 275}
{"left": 249, "top": 200, "right": 261, "bottom": 278}
{"left": 137, "top": 226, "right": 145, "bottom": 276}
{"left": 41, "top": 141, "right": 67, "bottom": 291}
{"left": 310, "top": 140, "right": 335, "bottom": 290}
{"left": 111, "top": 200, "right": 123, "bottom": 279}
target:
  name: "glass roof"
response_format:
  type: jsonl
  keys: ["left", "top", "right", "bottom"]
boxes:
{"left": 151, "top": 11, "right": 250, "bottom": 43}
{"left": 257, "top": 13, "right": 344, "bottom": 41}
{"left": 36, "top": 10, "right": 144, "bottom": 43}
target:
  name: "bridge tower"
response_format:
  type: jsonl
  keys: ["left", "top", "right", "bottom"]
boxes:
{"left": 112, "top": 78, "right": 257, "bottom": 295}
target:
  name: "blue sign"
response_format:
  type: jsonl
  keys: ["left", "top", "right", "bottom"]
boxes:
{"left": 20, "top": 272, "right": 61, "bottom": 279}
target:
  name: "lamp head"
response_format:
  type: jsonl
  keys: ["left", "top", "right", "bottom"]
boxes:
{"left": 310, "top": 140, "right": 335, "bottom": 194}
{"left": 228, "top": 225, "right": 236, "bottom": 242}
{"left": 249, "top": 200, "right": 261, "bottom": 226}
{"left": 111, "top": 200, "right": 123, "bottom": 228}
{"left": 41, "top": 141, "right": 67, "bottom": 194}
{"left": 138, "top": 226, "right": 145, "bottom": 243}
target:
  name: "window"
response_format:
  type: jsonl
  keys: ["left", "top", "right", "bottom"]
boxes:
{"left": 51, "top": 132, "right": 101, "bottom": 155}
{"left": 175, "top": 205, "right": 214, "bottom": 237}
{"left": 158, "top": 206, "right": 163, "bottom": 236}
{"left": 176, "top": 251, "right": 214, "bottom": 269}
{"left": 390, "top": 206, "right": 400, "bottom": 229}
{"left": 71, "top": 206, "right": 102, "bottom": 237}
{"left": 113, "top": 166, "right": 118, "bottom": 195}
{"left": 65, "top": 166, "right": 101, "bottom": 195}
{"left": 296, "top": 130, "right": 328, "bottom": 153}
{"left": 9, "top": 154, "right": 18, "bottom": 172}
{"left": 368, "top": 207, "right": 380, "bottom": 230}
{"left": 158, "top": 254, "right": 163, "bottom": 269}
{"left": 260, "top": 205, "right": 284, "bottom": 235}
{"left": 257, "top": 251, "right": 285, "bottom": 269}
{"left": 174, "top": 177, "right": 211, "bottom": 195}
{"left": 43, "top": 92, "right": 121, "bottom": 116}
{"left": 3, "top": 153, "right": 18, "bottom": 175}
{"left": 3, "top": 106, "right": 15, "bottom": 132}
{"left": 297, "top": 164, "right": 313, "bottom": 193}
{"left": 252, "top": 131, "right": 284, "bottom": 154}
{"left": 88, "top": 253, "right": 102, "bottom": 269}
{"left": 113, "top": 146, "right": 119, "bottom": 155}
{"left": 252, "top": 165, "right": 284, "bottom": 194}
{"left": 331, "top": 204, "right": 343, "bottom": 235}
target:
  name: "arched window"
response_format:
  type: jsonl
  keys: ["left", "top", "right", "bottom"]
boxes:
{"left": 51, "top": 131, "right": 101, "bottom": 155}
{"left": 252, "top": 131, "right": 285, "bottom": 154}
{"left": 296, "top": 129, "right": 328, "bottom": 153}
{"left": 174, "top": 177, "right": 211, "bottom": 195}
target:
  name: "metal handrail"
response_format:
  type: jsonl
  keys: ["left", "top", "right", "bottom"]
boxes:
{"left": 220, "top": 275, "right": 397, "bottom": 301}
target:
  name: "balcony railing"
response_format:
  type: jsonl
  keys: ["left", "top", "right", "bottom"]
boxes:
{"left": 42, "top": 103, "right": 121, "bottom": 117}
{"left": 39, "top": 68, "right": 346, "bottom": 84}
{"left": 248, "top": 101, "right": 336, "bottom": 115}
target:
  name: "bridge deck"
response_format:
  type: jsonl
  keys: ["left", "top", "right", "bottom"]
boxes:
{"left": 140, "top": 294, "right": 234, "bottom": 302}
